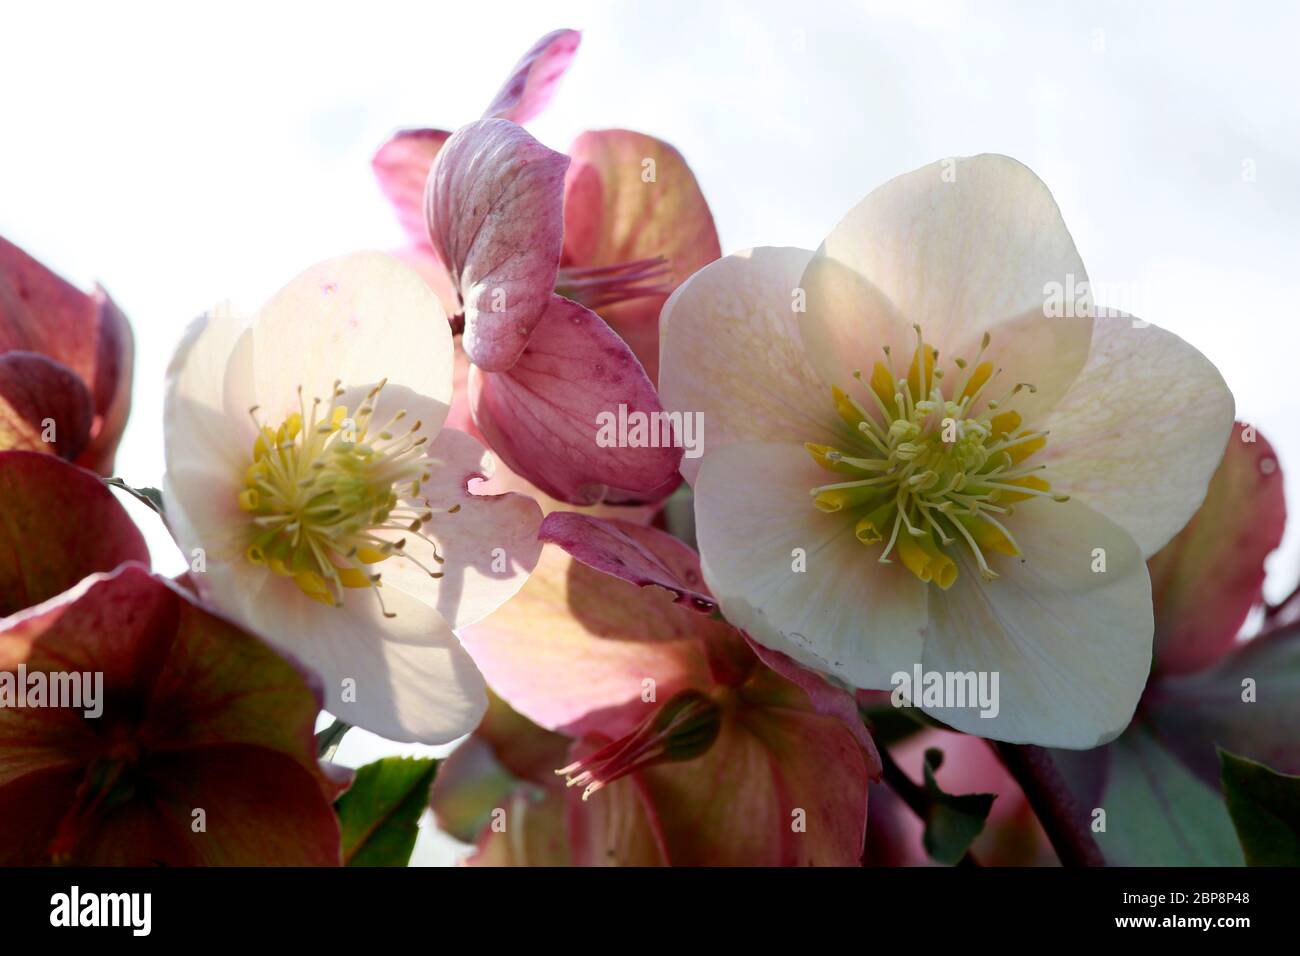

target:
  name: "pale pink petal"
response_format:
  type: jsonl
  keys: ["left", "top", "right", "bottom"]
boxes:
{"left": 427, "top": 119, "right": 568, "bottom": 371}
{"left": 565, "top": 740, "right": 669, "bottom": 866}
{"left": 694, "top": 439, "right": 929, "bottom": 690}
{"left": 372, "top": 128, "right": 451, "bottom": 250}
{"left": 482, "top": 29, "right": 582, "bottom": 124}
{"left": 924, "top": 498, "right": 1152, "bottom": 748}
{"left": 250, "top": 252, "right": 454, "bottom": 430}
{"left": 469, "top": 294, "right": 682, "bottom": 505}
{"left": 1037, "top": 313, "right": 1236, "bottom": 557}
{"left": 373, "top": 426, "right": 543, "bottom": 630}
{"left": 1148, "top": 423, "right": 1284, "bottom": 675}
{"left": 459, "top": 542, "right": 715, "bottom": 740}
{"left": 238, "top": 571, "right": 487, "bottom": 744}
{"left": 816, "top": 154, "right": 1093, "bottom": 360}
{"left": 658, "top": 247, "right": 841, "bottom": 484}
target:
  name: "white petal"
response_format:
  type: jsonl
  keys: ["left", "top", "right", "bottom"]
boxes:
{"left": 694, "top": 440, "right": 928, "bottom": 689}
{"left": 163, "top": 306, "right": 258, "bottom": 561}
{"left": 250, "top": 252, "right": 454, "bottom": 432}
{"left": 1037, "top": 314, "right": 1235, "bottom": 556}
{"left": 812, "top": 154, "right": 1093, "bottom": 377}
{"left": 922, "top": 497, "right": 1153, "bottom": 748}
{"left": 240, "top": 573, "right": 487, "bottom": 744}
{"left": 375, "top": 427, "right": 543, "bottom": 629}
{"left": 658, "top": 247, "right": 846, "bottom": 484}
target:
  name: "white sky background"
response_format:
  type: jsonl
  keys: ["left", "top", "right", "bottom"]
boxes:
{"left": 3, "top": 0, "right": 1299, "bottom": 863}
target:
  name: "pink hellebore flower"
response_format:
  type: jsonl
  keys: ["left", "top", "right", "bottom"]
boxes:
{"left": 450, "top": 513, "right": 879, "bottom": 865}
{"left": 0, "top": 453, "right": 343, "bottom": 865}
{"left": 372, "top": 30, "right": 719, "bottom": 505}
{"left": 0, "top": 236, "right": 133, "bottom": 474}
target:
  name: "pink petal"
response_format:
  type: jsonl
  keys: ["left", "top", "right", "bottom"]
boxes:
{"left": 0, "top": 236, "right": 134, "bottom": 474}
{"left": 427, "top": 119, "right": 568, "bottom": 371}
{"left": 539, "top": 512, "right": 714, "bottom": 612}
{"left": 468, "top": 294, "right": 682, "bottom": 504}
{"left": 459, "top": 539, "right": 715, "bottom": 741}
{"left": 562, "top": 130, "right": 721, "bottom": 379}
{"left": 565, "top": 739, "right": 669, "bottom": 866}
{"left": 372, "top": 128, "right": 452, "bottom": 250}
{"left": 0, "top": 564, "right": 342, "bottom": 864}
{"left": 482, "top": 29, "right": 582, "bottom": 124}
{"left": 0, "top": 451, "right": 149, "bottom": 616}
{"left": 747, "top": 640, "right": 882, "bottom": 775}
{"left": 1148, "top": 422, "right": 1285, "bottom": 675}
{"left": 0, "top": 351, "right": 94, "bottom": 461}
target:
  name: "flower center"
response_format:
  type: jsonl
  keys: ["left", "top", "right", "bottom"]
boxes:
{"left": 239, "top": 379, "right": 453, "bottom": 614}
{"left": 806, "top": 326, "right": 1065, "bottom": 589}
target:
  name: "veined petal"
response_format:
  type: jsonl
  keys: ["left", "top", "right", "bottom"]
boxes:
{"left": 0, "top": 236, "right": 134, "bottom": 475}
{"left": 1036, "top": 314, "right": 1235, "bottom": 557}
{"left": 0, "top": 451, "right": 149, "bottom": 616}
{"left": 469, "top": 295, "right": 681, "bottom": 505}
{"left": 923, "top": 497, "right": 1152, "bottom": 748}
{"left": 459, "top": 542, "right": 716, "bottom": 741}
{"left": 0, "top": 351, "right": 93, "bottom": 461}
{"left": 427, "top": 119, "right": 568, "bottom": 371}
{"left": 816, "top": 154, "right": 1092, "bottom": 356}
{"left": 372, "top": 128, "right": 452, "bottom": 250}
{"left": 482, "top": 29, "right": 582, "bottom": 124}
{"left": 659, "top": 247, "right": 846, "bottom": 485}
{"left": 562, "top": 129, "right": 721, "bottom": 358}
{"left": 1147, "top": 423, "right": 1283, "bottom": 675}
{"left": 251, "top": 252, "right": 454, "bottom": 430}
{"left": 694, "top": 440, "right": 929, "bottom": 690}
{"left": 240, "top": 573, "right": 487, "bottom": 744}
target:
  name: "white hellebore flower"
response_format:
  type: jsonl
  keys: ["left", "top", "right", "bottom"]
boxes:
{"left": 659, "top": 155, "right": 1234, "bottom": 748}
{"left": 164, "top": 252, "right": 542, "bottom": 743}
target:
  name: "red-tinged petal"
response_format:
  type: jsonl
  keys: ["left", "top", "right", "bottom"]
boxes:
{"left": 373, "top": 128, "right": 452, "bottom": 250}
{"left": 562, "top": 129, "right": 721, "bottom": 376}
{"left": 427, "top": 119, "right": 568, "bottom": 370}
{"left": 1144, "top": 622, "right": 1300, "bottom": 787}
{"left": 624, "top": 704, "right": 870, "bottom": 866}
{"left": 0, "top": 564, "right": 342, "bottom": 864}
{"left": 539, "top": 512, "right": 715, "bottom": 613}
{"left": 466, "top": 783, "right": 573, "bottom": 866}
{"left": 459, "top": 541, "right": 716, "bottom": 741}
{"left": 482, "top": 29, "right": 581, "bottom": 124}
{"left": 0, "top": 450, "right": 149, "bottom": 616}
{"left": 0, "top": 237, "right": 133, "bottom": 475}
{"left": 469, "top": 294, "right": 682, "bottom": 504}
{"left": 565, "top": 738, "right": 669, "bottom": 866}
{"left": 1147, "top": 422, "right": 1285, "bottom": 675}
{"left": 747, "top": 640, "right": 881, "bottom": 774}
{"left": 0, "top": 351, "right": 93, "bottom": 461}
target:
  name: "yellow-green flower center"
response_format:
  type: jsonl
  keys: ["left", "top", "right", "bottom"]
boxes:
{"left": 238, "top": 379, "right": 453, "bottom": 613}
{"left": 807, "top": 326, "right": 1064, "bottom": 589}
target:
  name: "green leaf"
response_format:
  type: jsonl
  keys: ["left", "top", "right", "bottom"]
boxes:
{"left": 1220, "top": 749, "right": 1300, "bottom": 866}
{"left": 921, "top": 748, "right": 996, "bottom": 865}
{"left": 335, "top": 757, "right": 438, "bottom": 867}
{"left": 1095, "top": 724, "right": 1243, "bottom": 866}
{"left": 104, "top": 476, "right": 165, "bottom": 516}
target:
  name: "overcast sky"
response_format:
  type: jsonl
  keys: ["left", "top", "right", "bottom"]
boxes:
{"left": 4, "top": 0, "right": 1298, "bottom": 861}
